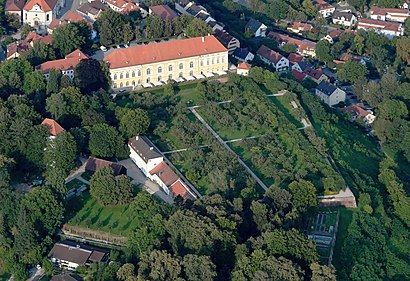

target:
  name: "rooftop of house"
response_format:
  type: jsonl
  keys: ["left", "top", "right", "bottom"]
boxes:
{"left": 63, "top": 10, "right": 92, "bottom": 24}
{"left": 257, "top": 45, "right": 284, "bottom": 64}
{"left": 48, "top": 18, "right": 67, "bottom": 31}
{"left": 288, "top": 52, "right": 305, "bottom": 63}
{"left": 48, "top": 241, "right": 108, "bottom": 265}
{"left": 85, "top": 157, "right": 126, "bottom": 176}
{"left": 5, "top": 0, "right": 26, "bottom": 11}
{"left": 291, "top": 69, "right": 307, "bottom": 82}
{"left": 328, "top": 29, "right": 343, "bottom": 39}
{"left": 170, "top": 179, "right": 195, "bottom": 200}
{"left": 332, "top": 11, "right": 355, "bottom": 20}
{"left": 370, "top": 6, "right": 409, "bottom": 15}
{"left": 149, "top": 4, "right": 178, "bottom": 20}
{"left": 245, "top": 18, "right": 265, "bottom": 32}
{"left": 214, "top": 30, "right": 236, "bottom": 46}
{"left": 23, "top": 0, "right": 58, "bottom": 12}
{"left": 313, "top": 0, "right": 335, "bottom": 10}
{"left": 341, "top": 104, "right": 370, "bottom": 117}
{"left": 358, "top": 18, "right": 402, "bottom": 31}
{"left": 51, "top": 274, "right": 80, "bottom": 281}
{"left": 232, "top": 48, "right": 252, "bottom": 60}
{"left": 128, "top": 135, "right": 162, "bottom": 163}
{"left": 268, "top": 32, "right": 316, "bottom": 51}
{"left": 149, "top": 161, "right": 179, "bottom": 186}
{"left": 77, "top": 0, "right": 108, "bottom": 15}
{"left": 237, "top": 62, "right": 252, "bottom": 69}
{"left": 41, "top": 118, "right": 65, "bottom": 136}
{"left": 289, "top": 22, "right": 313, "bottom": 31}
{"left": 37, "top": 49, "right": 89, "bottom": 73}
{"left": 316, "top": 81, "right": 339, "bottom": 96}
{"left": 120, "top": 2, "right": 144, "bottom": 14}
{"left": 304, "top": 66, "right": 324, "bottom": 80}
{"left": 103, "top": 35, "right": 227, "bottom": 69}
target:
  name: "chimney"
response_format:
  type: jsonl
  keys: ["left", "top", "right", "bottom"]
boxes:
{"left": 201, "top": 36, "right": 204, "bottom": 43}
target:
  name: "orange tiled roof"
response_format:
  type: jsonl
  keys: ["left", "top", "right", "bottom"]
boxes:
{"left": 104, "top": 35, "right": 227, "bottom": 69}
{"left": 291, "top": 69, "right": 306, "bottom": 82}
{"left": 370, "top": 6, "right": 409, "bottom": 15}
{"left": 37, "top": 49, "right": 89, "bottom": 73}
{"left": 5, "top": 0, "right": 25, "bottom": 11}
{"left": 237, "top": 62, "right": 251, "bottom": 69}
{"left": 149, "top": 161, "right": 179, "bottom": 186}
{"left": 358, "top": 18, "right": 402, "bottom": 32}
{"left": 149, "top": 4, "right": 178, "bottom": 20}
{"left": 24, "top": 0, "right": 58, "bottom": 12}
{"left": 288, "top": 53, "right": 305, "bottom": 63}
{"left": 41, "top": 118, "right": 65, "bottom": 136}
{"left": 170, "top": 179, "right": 194, "bottom": 200}
{"left": 64, "top": 10, "right": 88, "bottom": 23}
{"left": 257, "top": 45, "right": 284, "bottom": 64}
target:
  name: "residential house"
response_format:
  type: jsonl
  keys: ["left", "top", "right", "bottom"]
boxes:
{"left": 103, "top": 35, "right": 228, "bottom": 88}
{"left": 5, "top": 0, "right": 26, "bottom": 22}
{"left": 100, "top": 0, "right": 147, "bottom": 16}
{"left": 128, "top": 135, "right": 197, "bottom": 200}
{"left": 268, "top": 31, "right": 316, "bottom": 57}
{"left": 341, "top": 104, "right": 376, "bottom": 125}
{"left": 313, "top": 0, "right": 335, "bottom": 17}
{"left": 339, "top": 53, "right": 366, "bottom": 65}
{"left": 303, "top": 66, "right": 329, "bottom": 83}
{"left": 23, "top": 0, "right": 65, "bottom": 31}
{"left": 257, "top": 45, "right": 289, "bottom": 72}
{"left": 48, "top": 241, "right": 108, "bottom": 270}
{"left": 245, "top": 18, "right": 267, "bottom": 37}
{"left": 214, "top": 30, "right": 240, "bottom": 54}
{"left": 175, "top": 0, "right": 209, "bottom": 18}
{"left": 237, "top": 62, "right": 251, "bottom": 76}
{"left": 37, "top": 49, "right": 89, "bottom": 79}
{"left": 291, "top": 69, "right": 307, "bottom": 82}
{"left": 41, "top": 118, "right": 64, "bottom": 138}
{"left": 207, "top": 20, "right": 224, "bottom": 32}
{"left": 77, "top": 0, "right": 108, "bottom": 21}
{"left": 322, "top": 29, "right": 343, "bottom": 44}
{"left": 291, "top": 60, "right": 312, "bottom": 72}
{"left": 357, "top": 18, "right": 403, "bottom": 38}
{"left": 232, "top": 47, "right": 254, "bottom": 62}
{"left": 315, "top": 81, "right": 346, "bottom": 106}
{"left": 6, "top": 32, "right": 52, "bottom": 59}
{"left": 287, "top": 22, "right": 313, "bottom": 34}
{"left": 149, "top": 4, "right": 178, "bottom": 21}
{"left": 370, "top": 6, "right": 409, "bottom": 22}
{"left": 400, "top": 0, "right": 409, "bottom": 9}
{"left": 85, "top": 157, "right": 127, "bottom": 176}
{"left": 332, "top": 11, "right": 356, "bottom": 27}
{"left": 47, "top": 10, "right": 93, "bottom": 34}
{"left": 334, "top": 2, "right": 355, "bottom": 13}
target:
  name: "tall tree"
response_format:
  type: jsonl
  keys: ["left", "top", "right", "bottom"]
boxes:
{"left": 185, "top": 18, "right": 213, "bottom": 37}
{"left": 74, "top": 59, "right": 109, "bottom": 93}
{"left": 96, "top": 10, "right": 129, "bottom": 46}
{"left": 88, "top": 123, "right": 123, "bottom": 158}
{"left": 118, "top": 108, "right": 150, "bottom": 138}
{"left": 52, "top": 22, "right": 90, "bottom": 56}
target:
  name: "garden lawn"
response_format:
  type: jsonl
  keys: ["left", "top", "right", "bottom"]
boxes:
{"left": 66, "top": 191, "right": 140, "bottom": 237}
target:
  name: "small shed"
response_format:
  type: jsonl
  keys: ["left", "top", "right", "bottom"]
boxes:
{"left": 85, "top": 157, "right": 127, "bottom": 176}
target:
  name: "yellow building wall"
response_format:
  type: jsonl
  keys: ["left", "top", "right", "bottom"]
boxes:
{"left": 110, "top": 51, "right": 229, "bottom": 88}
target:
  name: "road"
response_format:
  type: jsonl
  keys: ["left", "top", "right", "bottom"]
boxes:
{"left": 189, "top": 107, "right": 269, "bottom": 191}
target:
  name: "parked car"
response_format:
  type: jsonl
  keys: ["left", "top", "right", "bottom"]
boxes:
{"left": 100, "top": 46, "right": 107, "bottom": 52}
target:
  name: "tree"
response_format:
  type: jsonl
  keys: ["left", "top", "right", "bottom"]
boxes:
{"left": 145, "top": 14, "right": 164, "bottom": 39}
{"left": 60, "top": 75, "right": 74, "bottom": 89}
{"left": 281, "top": 43, "right": 297, "bottom": 53}
{"left": 46, "top": 69, "right": 62, "bottom": 95}
{"left": 88, "top": 123, "right": 123, "bottom": 158}
{"left": 117, "top": 263, "right": 136, "bottom": 281}
{"left": 22, "top": 70, "right": 46, "bottom": 95}
{"left": 405, "top": 17, "right": 410, "bottom": 36}
{"left": 74, "top": 59, "right": 109, "bottom": 93}
{"left": 185, "top": 18, "right": 213, "bottom": 37}
{"left": 96, "top": 10, "right": 129, "bottom": 46}
{"left": 46, "top": 93, "right": 68, "bottom": 120}
{"left": 288, "top": 179, "right": 317, "bottom": 214}
{"left": 44, "top": 131, "right": 77, "bottom": 194}
{"left": 118, "top": 108, "right": 150, "bottom": 138}
{"left": 138, "top": 250, "right": 183, "bottom": 281}
{"left": 337, "top": 60, "right": 368, "bottom": 84}
{"left": 310, "top": 263, "right": 336, "bottom": 281}
{"left": 122, "top": 23, "right": 134, "bottom": 43}
{"left": 182, "top": 254, "right": 217, "bottom": 281}
{"left": 52, "top": 22, "right": 90, "bottom": 56}
{"left": 23, "top": 42, "right": 55, "bottom": 66}
{"left": 253, "top": 256, "right": 305, "bottom": 281}
{"left": 396, "top": 36, "right": 410, "bottom": 64}
{"left": 90, "top": 166, "right": 133, "bottom": 206}
{"left": 266, "top": 0, "right": 288, "bottom": 22}
{"left": 20, "top": 24, "right": 34, "bottom": 39}
{"left": 315, "top": 40, "right": 333, "bottom": 63}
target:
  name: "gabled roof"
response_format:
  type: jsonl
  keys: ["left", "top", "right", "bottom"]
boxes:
{"left": 149, "top": 4, "right": 178, "bottom": 20}
{"left": 332, "top": 11, "right": 354, "bottom": 20}
{"left": 48, "top": 18, "right": 66, "bottom": 31}
{"left": 214, "top": 30, "right": 236, "bottom": 46}
{"left": 232, "top": 48, "right": 253, "bottom": 60}
{"left": 37, "top": 49, "right": 89, "bottom": 73}
{"left": 128, "top": 136, "right": 162, "bottom": 163}
{"left": 149, "top": 161, "right": 179, "bottom": 186}
{"left": 5, "top": 0, "right": 26, "bottom": 11}
{"left": 24, "top": 0, "right": 58, "bottom": 12}
{"left": 316, "top": 81, "right": 338, "bottom": 96}
{"left": 257, "top": 45, "right": 284, "bottom": 64}
{"left": 170, "top": 179, "right": 195, "bottom": 200}
{"left": 41, "top": 118, "right": 65, "bottom": 136}
{"left": 48, "top": 241, "right": 107, "bottom": 265}
{"left": 63, "top": 10, "right": 91, "bottom": 23}
{"left": 291, "top": 69, "right": 307, "bottom": 82}
{"left": 104, "top": 35, "right": 227, "bottom": 69}
{"left": 358, "top": 18, "right": 402, "bottom": 32}
{"left": 370, "top": 6, "right": 409, "bottom": 16}
{"left": 304, "top": 66, "right": 324, "bottom": 80}
{"left": 289, "top": 22, "right": 313, "bottom": 31}
{"left": 51, "top": 274, "right": 79, "bottom": 281}
{"left": 77, "top": 0, "right": 108, "bottom": 15}
{"left": 237, "top": 62, "right": 252, "bottom": 70}
{"left": 341, "top": 104, "right": 370, "bottom": 117}
{"left": 268, "top": 32, "right": 316, "bottom": 52}
{"left": 245, "top": 18, "right": 264, "bottom": 33}
{"left": 328, "top": 29, "right": 343, "bottom": 39}
{"left": 85, "top": 157, "right": 126, "bottom": 176}
{"left": 288, "top": 53, "right": 305, "bottom": 63}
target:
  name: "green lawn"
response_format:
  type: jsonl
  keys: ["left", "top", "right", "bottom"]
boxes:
{"left": 66, "top": 192, "right": 141, "bottom": 237}
{"left": 269, "top": 96, "right": 303, "bottom": 128}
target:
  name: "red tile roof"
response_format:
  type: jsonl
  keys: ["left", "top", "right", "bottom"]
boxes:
{"left": 7, "top": 32, "right": 52, "bottom": 59}
{"left": 268, "top": 32, "right": 316, "bottom": 53}
{"left": 288, "top": 53, "right": 305, "bottom": 63}
{"left": 289, "top": 22, "right": 313, "bottom": 32}
{"left": 170, "top": 179, "right": 194, "bottom": 200}
{"left": 257, "top": 45, "right": 284, "bottom": 64}
{"left": 41, "top": 118, "right": 65, "bottom": 136}
{"left": 237, "top": 62, "right": 251, "bottom": 69}
{"left": 358, "top": 18, "right": 402, "bottom": 32}
{"left": 341, "top": 104, "right": 369, "bottom": 118}
{"left": 5, "top": 0, "right": 25, "bottom": 11}
{"left": 120, "top": 2, "right": 143, "bottom": 14}
{"left": 370, "top": 6, "right": 409, "bottom": 15}
{"left": 63, "top": 10, "right": 91, "bottom": 23}
{"left": 104, "top": 35, "right": 227, "bottom": 69}
{"left": 48, "top": 18, "right": 67, "bottom": 31}
{"left": 149, "top": 161, "right": 179, "bottom": 186}
{"left": 291, "top": 69, "right": 306, "bottom": 82}
{"left": 24, "top": 0, "right": 58, "bottom": 12}
{"left": 149, "top": 4, "right": 178, "bottom": 20}
{"left": 38, "top": 49, "right": 89, "bottom": 73}
{"left": 304, "top": 66, "right": 324, "bottom": 80}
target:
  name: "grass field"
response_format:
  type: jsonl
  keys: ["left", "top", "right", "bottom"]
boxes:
{"left": 66, "top": 191, "right": 141, "bottom": 237}
{"left": 269, "top": 96, "right": 303, "bottom": 128}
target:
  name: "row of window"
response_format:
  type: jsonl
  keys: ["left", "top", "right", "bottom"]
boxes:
{"left": 112, "top": 57, "right": 226, "bottom": 80}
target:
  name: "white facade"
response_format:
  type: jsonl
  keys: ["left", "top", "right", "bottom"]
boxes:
{"left": 370, "top": 9, "right": 409, "bottom": 22}
{"left": 315, "top": 87, "right": 346, "bottom": 106}
{"left": 318, "top": 7, "right": 335, "bottom": 17}
{"left": 258, "top": 54, "right": 289, "bottom": 72}
{"left": 128, "top": 144, "right": 163, "bottom": 177}
{"left": 254, "top": 24, "right": 267, "bottom": 37}
{"left": 332, "top": 13, "right": 356, "bottom": 27}
{"left": 23, "top": 0, "right": 64, "bottom": 29}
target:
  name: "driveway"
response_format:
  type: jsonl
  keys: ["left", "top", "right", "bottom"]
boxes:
{"left": 118, "top": 159, "right": 174, "bottom": 204}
